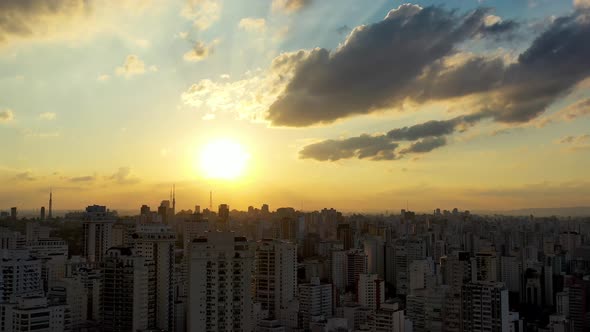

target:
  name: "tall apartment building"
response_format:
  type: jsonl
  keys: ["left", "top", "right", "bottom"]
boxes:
{"left": 0, "top": 249, "right": 44, "bottom": 303}
{"left": 461, "top": 281, "right": 509, "bottom": 332}
{"left": 100, "top": 247, "right": 151, "bottom": 332}
{"left": 358, "top": 274, "right": 385, "bottom": 310}
{"left": 254, "top": 239, "right": 297, "bottom": 319}
{"left": 80, "top": 205, "right": 117, "bottom": 264}
{"left": 187, "top": 231, "right": 254, "bottom": 331}
{"left": 299, "top": 277, "right": 333, "bottom": 330}
{"left": 346, "top": 250, "right": 368, "bottom": 289}
{"left": 131, "top": 223, "right": 176, "bottom": 331}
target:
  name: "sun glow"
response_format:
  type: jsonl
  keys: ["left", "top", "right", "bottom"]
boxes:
{"left": 199, "top": 139, "right": 250, "bottom": 180}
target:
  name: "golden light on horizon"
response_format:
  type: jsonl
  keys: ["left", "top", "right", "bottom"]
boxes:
{"left": 198, "top": 139, "right": 250, "bottom": 180}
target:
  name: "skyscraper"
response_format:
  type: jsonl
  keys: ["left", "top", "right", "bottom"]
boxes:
{"left": 299, "top": 277, "right": 333, "bottom": 329}
{"left": 254, "top": 239, "right": 298, "bottom": 319}
{"left": 131, "top": 223, "right": 176, "bottom": 331}
{"left": 100, "top": 247, "right": 151, "bottom": 332}
{"left": 187, "top": 231, "right": 255, "bottom": 331}
{"left": 461, "top": 281, "right": 509, "bottom": 332}
{"left": 82, "top": 215, "right": 115, "bottom": 264}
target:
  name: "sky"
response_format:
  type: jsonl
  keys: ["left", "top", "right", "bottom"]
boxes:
{"left": 1, "top": 0, "right": 589, "bottom": 213}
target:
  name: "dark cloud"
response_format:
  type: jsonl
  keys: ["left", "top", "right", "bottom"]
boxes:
{"left": 0, "top": 0, "right": 91, "bottom": 44}
{"left": 299, "top": 135, "right": 398, "bottom": 161}
{"left": 69, "top": 175, "right": 96, "bottom": 182}
{"left": 267, "top": 5, "right": 590, "bottom": 128}
{"left": 400, "top": 137, "right": 447, "bottom": 154}
{"left": 299, "top": 112, "right": 492, "bottom": 162}
{"left": 387, "top": 113, "right": 487, "bottom": 141}
{"left": 267, "top": 5, "right": 509, "bottom": 126}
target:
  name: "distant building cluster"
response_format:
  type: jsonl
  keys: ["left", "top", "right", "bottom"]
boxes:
{"left": 1, "top": 195, "right": 590, "bottom": 332}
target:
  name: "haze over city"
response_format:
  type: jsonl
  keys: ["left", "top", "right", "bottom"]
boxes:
{"left": 1, "top": 0, "right": 589, "bottom": 213}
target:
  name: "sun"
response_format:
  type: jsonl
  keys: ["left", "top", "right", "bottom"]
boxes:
{"left": 199, "top": 139, "right": 250, "bottom": 180}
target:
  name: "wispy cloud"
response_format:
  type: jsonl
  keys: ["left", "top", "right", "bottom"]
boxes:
{"left": 239, "top": 18, "right": 266, "bottom": 33}
{"left": 39, "top": 112, "right": 56, "bottom": 120}
{"left": 115, "top": 55, "right": 156, "bottom": 79}
{"left": 181, "top": 0, "right": 221, "bottom": 31}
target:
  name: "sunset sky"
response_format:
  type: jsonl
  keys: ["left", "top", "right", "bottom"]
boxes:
{"left": 1, "top": 0, "right": 589, "bottom": 213}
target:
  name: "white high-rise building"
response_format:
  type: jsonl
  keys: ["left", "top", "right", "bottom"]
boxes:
{"left": 0, "top": 249, "right": 44, "bottom": 303}
{"left": 82, "top": 220, "right": 114, "bottom": 264}
{"left": 0, "top": 297, "right": 71, "bottom": 332}
{"left": 131, "top": 223, "right": 176, "bottom": 331}
{"left": 100, "top": 247, "right": 151, "bottom": 332}
{"left": 187, "top": 231, "right": 254, "bottom": 331}
{"left": 461, "top": 281, "right": 509, "bottom": 332}
{"left": 370, "top": 301, "right": 405, "bottom": 332}
{"left": 299, "top": 277, "right": 333, "bottom": 330}
{"left": 255, "top": 239, "right": 297, "bottom": 319}
{"left": 358, "top": 274, "right": 385, "bottom": 310}
{"left": 80, "top": 205, "right": 116, "bottom": 264}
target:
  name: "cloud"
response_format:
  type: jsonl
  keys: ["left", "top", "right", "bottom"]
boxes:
{"left": 182, "top": 52, "right": 307, "bottom": 120}
{"left": 300, "top": 135, "right": 399, "bottom": 161}
{"left": 574, "top": 0, "right": 590, "bottom": 9}
{"left": 299, "top": 113, "right": 490, "bottom": 162}
{"left": 115, "top": 55, "right": 152, "bottom": 78}
{"left": 272, "top": 0, "right": 312, "bottom": 13}
{"left": 39, "top": 112, "right": 56, "bottom": 120}
{"left": 0, "top": 1, "right": 156, "bottom": 47}
{"left": 97, "top": 74, "right": 110, "bottom": 81}
{"left": 558, "top": 134, "right": 590, "bottom": 151}
{"left": 0, "top": 109, "right": 14, "bottom": 123}
{"left": 265, "top": 5, "right": 589, "bottom": 127}
{"left": 266, "top": 5, "right": 516, "bottom": 127}
{"left": 552, "top": 98, "right": 590, "bottom": 122}
{"left": 183, "top": 41, "right": 215, "bottom": 62}
{"left": 69, "top": 175, "right": 96, "bottom": 182}
{"left": 13, "top": 171, "right": 36, "bottom": 182}
{"left": 238, "top": 18, "right": 266, "bottom": 33}
{"left": 109, "top": 167, "right": 140, "bottom": 184}
{"left": 0, "top": 0, "right": 90, "bottom": 45}
{"left": 181, "top": 0, "right": 221, "bottom": 31}
{"left": 400, "top": 137, "right": 448, "bottom": 154}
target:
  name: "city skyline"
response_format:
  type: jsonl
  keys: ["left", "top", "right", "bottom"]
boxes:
{"left": 2, "top": 0, "right": 590, "bottom": 212}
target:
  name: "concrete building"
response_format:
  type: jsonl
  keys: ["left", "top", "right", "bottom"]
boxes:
{"left": 0, "top": 296, "right": 71, "bottom": 332}
{"left": 370, "top": 301, "right": 405, "bottom": 332}
{"left": 298, "top": 277, "right": 333, "bottom": 330}
{"left": 358, "top": 274, "right": 385, "bottom": 310}
{"left": 187, "top": 231, "right": 254, "bottom": 331}
{"left": 461, "top": 281, "right": 509, "bottom": 332}
{"left": 100, "top": 247, "right": 151, "bottom": 332}
{"left": 131, "top": 223, "right": 176, "bottom": 331}
{"left": 254, "top": 239, "right": 297, "bottom": 319}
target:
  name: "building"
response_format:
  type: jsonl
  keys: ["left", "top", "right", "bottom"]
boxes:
{"left": 0, "top": 296, "right": 71, "bottom": 332}
{"left": 299, "top": 277, "right": 333, "bottom": 330}
{"left": 358, "top": 274, "right": 385, "bottom": 310}
{"left": 347, "top": 250, "right": 368, "bottom": 289}
{"left": 0, "top": 249, "right": 44, "bottom": 303}
{"left": 81, "top": 206, "right": 116, "bottom": 264}
{"left": 131, "top": 223, "right": 176, "bottom": 331}
{"left": 461, "top": 281, "right": 509, "bottom": 332}
{"left": 370, "top": 301, "right": 405, "bottom": 332}
{"left": 254, "top": 239, "right": 297, "bottom": 319}
{"left": 100, "top": 247, "right": 151, "bottom": 332}
{"left": 186, "top": 231, "right": 254, "bottom": 331}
